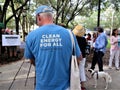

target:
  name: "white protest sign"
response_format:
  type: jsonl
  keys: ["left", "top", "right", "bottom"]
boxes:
{"left": 2, "top": 35, "right": 21, "bottom": 46}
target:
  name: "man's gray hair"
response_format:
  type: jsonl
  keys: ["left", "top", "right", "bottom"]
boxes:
{"left": 40, "top": 12, "right": 53, "bottom": 19}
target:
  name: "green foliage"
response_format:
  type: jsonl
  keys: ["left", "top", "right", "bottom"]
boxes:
{"left": 107, "top": 38, "right": 110, "bottom": 48}
{"left": 1, "top": 0, "right": 120, "bottom": 32}
{"left": 109, "top": 0, "right": 120, "bottom": 11}
{"left": 16, "top": 0, "right": 23, "bottom": 3}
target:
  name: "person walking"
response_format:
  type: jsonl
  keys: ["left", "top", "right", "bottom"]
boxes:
{"left": 73, "top": 25, "right": 87, "bottom": 90}
{"left": 108, "top": 28, "right": 120, "bottom": 70}
{"left": 24, "top": 5, "right": 82, "bottom": 90}
{"left": 90, "top": 27, "right": 108, "bottom": 71}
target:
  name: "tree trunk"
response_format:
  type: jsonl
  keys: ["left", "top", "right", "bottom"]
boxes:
{"left": 97, "top": 0, "right": 101, "bottom": 27}
{"left": 15, "top": 18, "right": 20, "bottom": 35}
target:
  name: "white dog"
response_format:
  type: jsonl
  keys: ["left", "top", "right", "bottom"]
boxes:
{"left": 88, "top": 69, "right": 112, "bottom": 89}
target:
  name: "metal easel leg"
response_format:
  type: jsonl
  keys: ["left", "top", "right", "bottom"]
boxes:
{"left": 8, "top": 60, "right": 24, "bottom": 90}
{"left": 24, "top": 63, "right": 32, "bottom": 86}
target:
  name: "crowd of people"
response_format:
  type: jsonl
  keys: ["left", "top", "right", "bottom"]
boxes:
{"left": 1, "top": 28, "right": 17, "bottom": 58}
{"left": 24, "top": 5, "right": 120, "bottom": 90}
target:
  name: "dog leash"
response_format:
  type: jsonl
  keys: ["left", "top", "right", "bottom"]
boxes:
{"left": 92, "top": 71, "right": 99, "bottom": 79}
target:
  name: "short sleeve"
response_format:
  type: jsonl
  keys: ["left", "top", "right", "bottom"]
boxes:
{"left": 24, "top": 37, "right": 35, "bottom": 59}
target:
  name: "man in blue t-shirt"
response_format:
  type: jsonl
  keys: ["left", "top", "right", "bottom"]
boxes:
{"left": 24, "top": 5, "right": 82, "bottom": 90}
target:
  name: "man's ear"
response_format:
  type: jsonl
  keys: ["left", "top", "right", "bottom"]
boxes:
{"left": 38, "top": 15, "right": 41, "bottom": 21}
{"left": 36, "top": 15, "right": 41, "bottom": 25}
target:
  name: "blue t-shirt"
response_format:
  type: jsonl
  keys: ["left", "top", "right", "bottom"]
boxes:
{"left": 24, "top": 24, "right": 81, "bottom": 90}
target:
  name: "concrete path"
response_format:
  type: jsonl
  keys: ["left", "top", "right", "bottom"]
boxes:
{"left": 85, "top": 63, "right": 120, "bottom": 90}
{"left": 0, "top": 60, "right": 120, "bottom": 90}
{"left": 0, "top": 60, "right": 35, "bottom": 90}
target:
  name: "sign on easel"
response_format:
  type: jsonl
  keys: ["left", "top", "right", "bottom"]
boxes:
{"left": 2, "top": 35, "right": 21, "bottom": 46}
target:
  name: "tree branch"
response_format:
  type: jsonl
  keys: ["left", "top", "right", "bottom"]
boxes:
{"left": 5, "top": 0, "right": 30, "bottom": 24}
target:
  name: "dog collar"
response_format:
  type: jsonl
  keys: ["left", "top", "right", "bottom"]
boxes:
{"left": 92, "top": 71, "right": 99, "bottom": 79}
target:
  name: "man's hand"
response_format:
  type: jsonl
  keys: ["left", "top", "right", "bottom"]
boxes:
{"left": 30, "top": 59, "right": 35, "bottom": 66}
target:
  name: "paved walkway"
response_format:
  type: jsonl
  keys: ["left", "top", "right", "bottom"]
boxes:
{"left": 0, "top": 60, "right": 35, "bottom": 90}
{"left": 85, "top": 63, "right": 120, "bottom": 90}
{"left": 0, "top": 60, "right": 120, "bottom": 90}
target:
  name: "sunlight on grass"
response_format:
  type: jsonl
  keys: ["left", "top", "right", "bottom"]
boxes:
{"left": 107, "top": 38, "right": 110, "bottom": 48}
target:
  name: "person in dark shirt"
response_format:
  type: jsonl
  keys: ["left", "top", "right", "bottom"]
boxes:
{"left": 73, "top": 25, "right": 87, "bottom": 90}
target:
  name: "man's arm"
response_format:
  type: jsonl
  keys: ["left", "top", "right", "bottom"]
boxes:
{"left": 77, "top": 54, "right": 83, "bottom": 65}
{"left": 30, "top": 59, "right": 35, "bottom": 66}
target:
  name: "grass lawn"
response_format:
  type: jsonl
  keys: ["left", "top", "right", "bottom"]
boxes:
{"left": 107, "top": 38, "right": 110, "bottom": 48}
